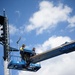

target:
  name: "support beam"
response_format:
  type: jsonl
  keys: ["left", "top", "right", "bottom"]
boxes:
{"left": 30, "top": 41, "right": 75, "bottom": 63}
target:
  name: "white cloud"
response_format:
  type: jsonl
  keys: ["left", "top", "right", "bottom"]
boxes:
{"left": 35, "top": 36, "right": 72, "bottom": 53}
{"left": 18, "top": 35, "right": 75, "bottom": 75}
{"left": 25, "top": 1, "right": 72, "bottom": 34}
{"left": 68, "top": 16, "right": 75, "bottom": 28}
{"left": 9, "top": 1, "right": 75, "bottom": 35}
{"left": 15, "top": 11, "right": 21, "bottom": 17}
{"left": 9, "top": 24, "right": 19, "bottom": 35}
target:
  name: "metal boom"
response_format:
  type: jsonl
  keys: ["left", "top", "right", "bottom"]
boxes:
{"left": 30, "top": 41, "right": 75, "bottom": 63}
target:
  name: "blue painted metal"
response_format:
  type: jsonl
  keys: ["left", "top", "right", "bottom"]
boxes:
{"left": 8, "top": 60, "right": 41, "bottom": 72}
{"left": 23, "top": 49, "right": 35, "bottom": 56}
{"left": 60, "top": 42, "right": 75, "bottom": 53}
{"left": 8, "top": 41, "right": 75, "bottom": 72}
{"left": 24, "top": 49, "right": 33, "bottom": 53}
{"left": 30, "top": 41, "right": 75, "bottom": 63}
{"left": 8, "top": 49, "right": 41, "bottom": 72}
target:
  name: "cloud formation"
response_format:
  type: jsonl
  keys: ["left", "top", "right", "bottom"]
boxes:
{"left": 15, "top": 10, "right": 21, "bottom": 18}
{"left": 9, "top": 24, "right": 19, "bottom": 35}
{"left": 35, "top": 36, "right": 72, "bottom": 53}
{"left": 68, "top": 15, "right": 75, "bottom": 28}
{"left": 25, "top": 1, "right": 72, "bottom": 34}
{"left": 9, "top": 24, "right": 26, "bottom": 36}
{"left": 9, "top": 1, "right": 75, "bottom": 36}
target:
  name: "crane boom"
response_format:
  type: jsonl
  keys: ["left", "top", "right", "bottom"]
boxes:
{"left": 30, "top": 41, "right": 75, "bottom": 63}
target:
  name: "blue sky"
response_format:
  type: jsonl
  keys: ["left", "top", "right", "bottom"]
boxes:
{"left": 0, "top": 0, "right": 75, "bottom": 75}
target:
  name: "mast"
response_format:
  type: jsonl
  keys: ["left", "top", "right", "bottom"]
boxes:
{"left": 3, "top": 9, "right": 10, "bottom": 75}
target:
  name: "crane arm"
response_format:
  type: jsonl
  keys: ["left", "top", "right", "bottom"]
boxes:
{"left": 30, "top": 41, "right": 75, "bottom": 63}
{"left": 9, "top": 47, "right": 19, "bottom": 51}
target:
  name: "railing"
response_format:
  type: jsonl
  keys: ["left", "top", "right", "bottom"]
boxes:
{"left": 9, "top": 54, "right": 21, "bottom": 62}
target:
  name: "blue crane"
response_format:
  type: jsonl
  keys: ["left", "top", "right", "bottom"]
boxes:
{"left": 8, "top": 41, "right": 75, "bottom": 72}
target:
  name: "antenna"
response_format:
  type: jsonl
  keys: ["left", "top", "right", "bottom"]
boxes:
{"left": 3, "top": 9, "right": 5, "bottom": 17}
{"left": 16, "top": 36, "right": 21, "bottom": 49}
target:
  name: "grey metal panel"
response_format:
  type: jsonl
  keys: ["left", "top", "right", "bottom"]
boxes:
{"left": 30, "top": 41, "right": 75, "bottom": 63}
